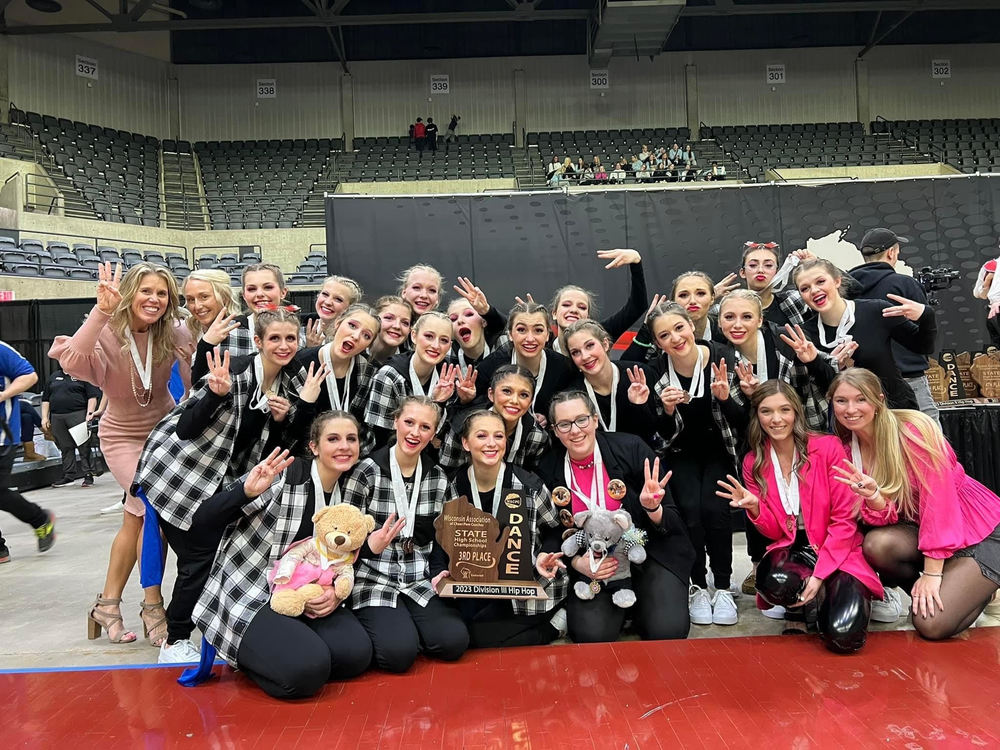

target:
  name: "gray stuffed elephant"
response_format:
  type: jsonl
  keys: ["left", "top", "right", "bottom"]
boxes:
{"left": 561, "top": 508, "right": 647, "bottom": 608}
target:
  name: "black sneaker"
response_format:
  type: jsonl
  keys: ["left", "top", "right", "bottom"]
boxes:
{"left": 81, "top": 475, "right": 94, "bottom": 488}
{"left": 0, "top": 544, "right": 10, "bottom": 564}
{"left": 51, "top": 478, "right": 76, "bottom": 488}
{"left": 34, "top": 513, "right": 56, "bottom": 553}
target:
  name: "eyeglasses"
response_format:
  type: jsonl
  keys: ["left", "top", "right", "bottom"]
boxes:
{"left": 744, "top": 241, "right": 780, "bottom": 250}
{"left": 553, "top": 415, "right": 594, "bottom": 434}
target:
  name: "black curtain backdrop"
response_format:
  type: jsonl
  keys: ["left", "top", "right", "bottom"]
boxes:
{"left": 327, "top": 176, "right": 1000, "bottom": 353}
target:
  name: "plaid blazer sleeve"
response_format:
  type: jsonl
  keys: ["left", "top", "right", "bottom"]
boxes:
{"left": 364, "top": 366, "right": 406, "bottom": 431}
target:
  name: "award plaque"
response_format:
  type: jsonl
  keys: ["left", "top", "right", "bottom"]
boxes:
{"left": 971, "top": 352, "right": 1000, "bottom": 398}
{"left": 925, "top": 358, "right": 948, "bottom": 403}
{"left": 939, "top": 350, "right": 965, "bottom": 400}
{"left": 433, "top": 494, "right": 547, "bottom": 600}
{"left": 956, "top": 352, "right": 980, "bottom": 397}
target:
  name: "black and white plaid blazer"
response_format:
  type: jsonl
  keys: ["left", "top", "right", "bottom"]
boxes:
{"left": 443, "top": 463, "right": 567, "bottom": 616}
{"left": 438, "top": 409, "right": 549, "bottom": 475}
{"left": 133, "top": 354, "right": 307, "bottom": 530}
{"left": 363, "top": 351, "right": 455, "bottom": 434}
{"left": 342, "top": 446, "right": 449, "bottom": 609}
{"left": 190, "top": 316, "right": 257, "bottom": 385}
{"left": 193, "top": 458, "right": 333, "bottom": 666}
{"left": 295, "top": 346, "right": 377, "bottom": 453}
{"left": 755, "top": 323, "right": 836, "bottom": 432}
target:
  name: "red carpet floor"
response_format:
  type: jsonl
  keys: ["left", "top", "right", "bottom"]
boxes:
{"left": 4, "top": 628, "right": 1000, "bottom": 748}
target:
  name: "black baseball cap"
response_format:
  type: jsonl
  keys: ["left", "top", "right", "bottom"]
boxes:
{"left": 860, "top": 228, "right": 909, "bottom": 255}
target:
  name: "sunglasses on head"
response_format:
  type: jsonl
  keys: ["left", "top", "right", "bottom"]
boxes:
{"left": 743, "top": 241, "right": 780, "bottom": 250}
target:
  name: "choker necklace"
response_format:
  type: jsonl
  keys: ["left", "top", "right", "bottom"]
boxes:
{"left": 570, "top": 457, "right": 595, "bottom": 470}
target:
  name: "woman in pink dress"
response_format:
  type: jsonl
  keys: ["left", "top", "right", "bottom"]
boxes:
{"left": 717, "top": 380, "right": 882, "bottom": 652}
{"left": 50, "top": 262, "right": 193, "bottom": 645}
{"left": 829, "top": 367, "right": 1000, "bottom": 640}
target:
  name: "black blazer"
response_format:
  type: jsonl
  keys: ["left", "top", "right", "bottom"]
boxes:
{"left": 534, "top": 431, "right": 694, "bottom": 584}
{"left": 567, "top": 360, "right": 658, "bottom": 447}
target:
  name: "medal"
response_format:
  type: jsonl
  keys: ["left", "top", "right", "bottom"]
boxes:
{"left": 589, "top": 580, "right": 602, "bottom": 595}
{"left": 559, "top": 509, "right": 575, "bottom": 527}
{"left": 402, "top": 537, "right": 415, "bottom": 554}
{"left": 681, "top": 391, "right": 693, "bottom": 404}
{"left": 552, "top": 486, "right": 571, "bottom": 507}
{"left": 786, "top": 517, "right": 795, "bottom": 533}
{"left": 606, "top": 479, "right": 627, "bottom": 501}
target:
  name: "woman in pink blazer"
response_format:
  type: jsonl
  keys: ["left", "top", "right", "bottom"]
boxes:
{"left": 717, "top": 380, "right": 883, "bottom": 652}
{"left": 829, "top": 367, "right": 1000, "bottom": 641}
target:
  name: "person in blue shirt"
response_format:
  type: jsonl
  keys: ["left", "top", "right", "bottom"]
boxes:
{"left": 0, "top": 340, "right": 55, "bottom": 562}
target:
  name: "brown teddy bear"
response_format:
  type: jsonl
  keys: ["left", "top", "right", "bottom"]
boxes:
{"left": 267, "top": 504, "right": 376, "bottom": 617}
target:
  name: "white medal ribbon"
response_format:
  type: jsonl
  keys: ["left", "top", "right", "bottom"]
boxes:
{"left": 408, "top": 355, "right": 439, "bottom": 398}
{"left": 851, "top": 433, "right": 864, "bottom": 472}
{"left": 246, "top": 313, "right": 258, "bottom": 351}
{"left": 737, "top": 330, "right": 769, "bottom": 382}
{"left": 466, "top": 463, "right": 505, "bottom": 513}
{"left": 563, "top": 442, "right": 607, "bottom": 511}
{"left": 511, "top": 348, "right": 547, "bottom": 412}
{"left": 507, "top": 416, "right": 524, "bottom": 455}
{"left": 702, "top": 317, "right": 713, "bottom": 342}
{"left": 818, "top": 300, "right": 855, "bottom": 349}
{"left": 389, "top": 448, "right": 423, "bottom": 540}
{"left": 320, "top": 345, "right": 354, "bottom": 411}
{"left": 767, "top": 254, "right": 801, "bottom": 292}
{"left": 667, "top": 346, "right": 705, "bottom": 400}
{"left": 584, "top": 364, "right": 620, "bottom": 432}
{"left": 770, "top": 445, "right": 801, "bottom": 518}
{"left": 125, "top": 329, "right": 153, "bottom": 392}
{"left": 311, "top": 460, "right": 342, "bottom": 512}
{"left": 552, "top": 338, "right": 563, "bottom": 354}
{"left": 458, "top": 340, "right": 490, "bottom": 370}
{"left": 248, "top": 354, "right": 273, "bottom": 413}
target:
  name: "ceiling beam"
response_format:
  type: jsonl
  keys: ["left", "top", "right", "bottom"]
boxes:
{"left": 330, "top": 0, "right": 352, "bottom": 13}
{"left": 0, "top": 9, "right": 591, "bottom": 35}
{"left": 684, "top": 0, "right": 1000, "bottom": 16}
{"left": 81, "top": 0, "right": 114, "bottom": 21}
{"left": 858, "top": 9, "right": 915, "bottom": 57}
{"left": 127, "top": 0, "right": 157, "bottom": 21}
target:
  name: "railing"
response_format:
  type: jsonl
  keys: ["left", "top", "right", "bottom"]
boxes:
{"left": 191, "top": 244, "right": 263, "bottom": 269}
{"left": 24, "top": 173, "right": 67, "bottom": 215}
{"left": 876, "top": 115, "right": 950, "bottom": 166}
{"left": 2, "top": 225, "right": 187, "bottom": 263}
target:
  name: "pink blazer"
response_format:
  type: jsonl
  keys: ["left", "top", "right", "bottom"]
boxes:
{"left": 857, "top": 424, "right": 1000, "bottom": 559}
{"left": 742, "top": 434, "right": 883, "bottom": 597}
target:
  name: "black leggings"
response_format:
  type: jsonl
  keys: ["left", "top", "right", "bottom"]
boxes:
{"left": 757, "top": 539, "right": 872, "bottom": 653}
{"left": 237, "top": 605, "right": 373, "bottom": 700}
{"left": 354, "top": 595, "right": 469, "bottom": 673}
{"left": 669, "top": 450, "right": 735, "bottom": 589}
{"left": 863, "top": 523, "right": 999, "bottom": 640}
{"left": 0, "top": 451, "right": 48, "bottom": 548}
{"left": 160, "top": 519, "right": 225, "bottom": 644}
{"left": 567, "top": 561, "right": 690, "bottom": 643}
{"left": 453, "top": 598, "right": 557, "bottom": 649}
{"left": 745, "top": 516, "right": 769, "bottom": 564}
{"left": 986, "top": 313, "right": 1000, "bottom": 350}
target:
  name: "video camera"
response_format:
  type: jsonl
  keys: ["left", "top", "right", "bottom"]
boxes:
{"left": 915, "top": 265, "right": 960, "bottom": 306}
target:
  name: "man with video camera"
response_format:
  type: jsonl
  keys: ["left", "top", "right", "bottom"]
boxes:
{"left": 849, "top": 228, "right": 939, "bottom": 423}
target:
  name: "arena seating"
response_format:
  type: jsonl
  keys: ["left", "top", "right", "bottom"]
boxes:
{"left": 339, "top": 134, "right": 515, "bottom": 182}
{"left": 876, "top": 118, "right": 1000, "bottom": 174}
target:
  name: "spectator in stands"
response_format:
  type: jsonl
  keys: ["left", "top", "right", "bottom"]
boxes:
{"left": 548, "top": 165, "right": 564, "bottom": 187}
{"left": 413, "top": 118, "right": 426, "bottom": 155}
{"left": 610, "top": 160, "right": 627, "bottom": 183}
{"left": 580, "top": 163, "right": 595, "bottom": 185}
{"left": 637, "top": 160, "right": 652, "bottom": 181}
{"left": 425, "top": 118, "right": 438, "bottom": 152}
{"left": 669, "top": 142, "right": 683, "bottom": 164}
{"left": 562, "top": 157, "right": 576, "bottom": 181}
{"left": 708, "top": 162, "right": 726, "bottom": 181}
{"left": 630, "top": 154, "right": 642, "bottom": 174}
{"left": 444, "top": 114, "right": 460, "bottom": 149}
{"left": 849, "top": 228, "right": 939, "bottom": 424}
{"left": 546, "top": 156, "right": 561, "bottom": 181}
{"left": 973, "top": 256, "right": 1000, "bottom": 349}
{"left": 638, "top": 145, "right": 652, "bottom": 165}
{"left": 41, "top": 365, "right": 100, "bottom": 488}
{"left": 0, "top": 340, "right": 55, "bottom": 565}
{"left": 682, "top": 144, "right": 697, "bottom": 181}
{"left": 593, "top": 160, "right": 608, "bottom": 182}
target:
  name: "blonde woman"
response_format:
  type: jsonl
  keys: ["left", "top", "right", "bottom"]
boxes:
{"left": 182, "top": 270, "right": 253, "bottom": 385}
{"left": 305, "top": 275, "right": 364, "bottom": 346}
{"left": 50, "top": 263, "right": 193, "bottom": 646}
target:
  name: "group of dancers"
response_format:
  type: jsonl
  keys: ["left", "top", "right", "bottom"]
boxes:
{"left": 46, "top": 242, "right": 1000, "bottom": 700}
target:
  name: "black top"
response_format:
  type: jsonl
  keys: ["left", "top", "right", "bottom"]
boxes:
{"left": 805, "top": 298, "right": 936, "bottom": 409}
{"left": 567, "top": 360, "right": 658, "bottom": 447}
{"left": 534, "top": 431, "right": 695, "bottom": 585}
{"left": 473, "top": 342, "right": 575, "bottom": 419}
{"left": 41, "top": 370, "right": 100, "bottom": 414}
{"left": 848, "top": 261, "right": 931, "bottom": 376}
{"left": 447, "top": 305, "right": 507, "bottom": 367}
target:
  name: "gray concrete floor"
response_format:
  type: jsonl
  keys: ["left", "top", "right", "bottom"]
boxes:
{"left": 2, "top": 475, "right": 994, "bottom": 671}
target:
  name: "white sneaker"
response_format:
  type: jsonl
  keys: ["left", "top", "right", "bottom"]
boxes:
{"left": 549, "top": 608, "right": 568, "bottom": 636}
{"left": 99, "top": 501, "right": 123, "bottom": 515}
{"left": 712, "top": 590, "right": 739, "bottom": 625}
{"left": 689, "top": 585, "right": 713, "bottom": 625}
{"left": 762, "top": 605, "right": 786, "bottom": 620}
{"left": 870, "top": 588, "right": 903, "bottom": 623}
{"left": 158, "top": 638, "right": 201, "bottom": 664}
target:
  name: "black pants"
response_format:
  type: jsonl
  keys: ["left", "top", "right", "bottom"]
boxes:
{"left": 0, "top": 450, "right": 48, "bottom": 548}
{"left": 745, "top": 516, "right": 769, "bottom": 564}
{"left": 987, "top": 313, "right": 1000, "bottom": 349}
{"left": 567, "top": 561, "right": 690, "bottom": 643}
{"left": 452, "top": 598, "right": 557, "bottom": 649}
{"left": 354, "top": 594, "right": 469, "bottom": 673}
{"left": 237, "top": 605, "right": 372, "bottom": 700}
{"left": 669, "top": 449, "right": 735, "bottom": 589}
{"left": 757, "top": 537, "right": 872, "bottom": 653}
{"left": 160, "top": 519, "right": 225, "bottom": 644}
{"left": 50, "top": 410, "right": 95, "bottom": 479}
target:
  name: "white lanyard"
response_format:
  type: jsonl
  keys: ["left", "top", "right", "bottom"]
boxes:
{"left": 512, "top": 349, "right": 547, "bottom": 412}
{"left": 818, "top": 300, "right": 855, "bottom": 349}
{"left": 125, "top": 329, "right": 153, "bottom": 391}
{"left": 458, "top": 340, "right": 490, "bottom": 370}
{"left": 249, "top": 355, "right": 274, "bottom": 412}
{"left": 702, "top": 317, "right": 713, "bottom": 342}
{"left": 584, "top": 365, "right": 620, "bottom": 432}
{"left": 769, "top": 444, "right": 801, "bottom": 518}
{"left": 563, "top": 443, "right": 607, "bottom": 511}
{"left": 320, "top": 346, "right": 354, "bottom": 411}
{"left": 767, "top": 254, "right": 801, "bottom": 292}
{"left": 389, "top": 449, "right": 423, "bottom": 539}
{"left": 310, "top": 460, "right": 342, "bottom": 512}
{"left": 246, "top": 313, "right": 258, "bottom": 351}
{"left": 737, "top": 330, "right": 769, "bottom": 382}
{"left": 667, "top": 346, "right": 705, "bottom": 400}
{"left": 851, "top": 433, "right": 864, "bottom": 472}
{"left": 466, "top": 464, "right": 505, "bottom": 513}
{"left": 408, "top": 355, "right": 439, "bottom": 398}
{"left": 506, "top": 416, "right": 524, "bottom": 455}
{"left": 552, "top": 338, "right": 563, "bottom": 355}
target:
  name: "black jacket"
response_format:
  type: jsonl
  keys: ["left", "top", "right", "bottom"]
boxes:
{"left": 848, "top": 261, "right": 931, "bottom": 376}
{"left": 535, "top": 431, "right": 695, "bottom": 584}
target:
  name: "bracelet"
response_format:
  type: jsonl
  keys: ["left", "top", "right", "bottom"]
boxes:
{"left": 644, "top": 503, "right": 662, "bottom": 513}
{"left": 920, "top": 571, "right": 943, "bottom": 578}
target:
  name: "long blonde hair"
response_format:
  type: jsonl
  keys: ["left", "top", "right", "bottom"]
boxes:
{"left": 829, "top": 368, "right": 948, "bottom": 519}
{"left": 110, "top": 264, "right": 183, "bottom": 364}
{"left": 182, "top": 269, "right": 240, "bottom": 338}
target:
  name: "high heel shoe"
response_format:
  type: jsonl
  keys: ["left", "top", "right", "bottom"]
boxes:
{"left": 139, "top": 599, "right": 167, "bottom": 648}
{"left": 87, "top": 595, "right": 137, "bottom": 644}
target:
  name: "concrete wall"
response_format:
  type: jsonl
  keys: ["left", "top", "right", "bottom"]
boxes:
{"left": 338, "top": 178, "right": 516, "bottom": 195}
